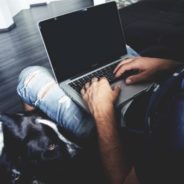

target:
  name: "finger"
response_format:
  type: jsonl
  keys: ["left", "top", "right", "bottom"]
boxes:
{"left": 99, "top": 77, "right": 110, "bottom": 85}
{"left": 80, "top": 88, "right": 85, "bottom": 96}
{"left": 91, "top": 77, "right": 98, "bottom": 83}
{"left": 99, "top": 76, "right": 107, "bottom": 80}
{"left": 82, "top": 93, "right": 88, "bottom": 101}
{"left": 125, "top": 72, "right": 148, "bottom": 84}
{"left": 113, "top": 85, "right": 121, "bottom": 97}
{"left": 115, "top": 62, "right": 139, "bottom": 78}
{"left": 99, "top": 77, "right": 108, "bottom": 82}
{"left": 114, "top": 59, "right": 134, "bottom": 73}
{"left": 84, "top": 82, "right": 90, "bottom": 89}
{"left": 113, "top": 57, "right": 136, "bottom": 74}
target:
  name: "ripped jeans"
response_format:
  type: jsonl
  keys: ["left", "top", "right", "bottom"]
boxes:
{"left": 17, "top": 67, "right": 94, "bottom": 140}
{"left": 17, "top": 46, "right": 138, "bottom": 140}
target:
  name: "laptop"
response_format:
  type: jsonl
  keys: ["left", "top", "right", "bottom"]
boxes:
{"left": 38, "top": 2, "right": 151, "bottom": 111}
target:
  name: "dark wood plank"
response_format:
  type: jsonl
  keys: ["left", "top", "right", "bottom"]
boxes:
{"left": 0, "top": 0, "right": 93, "bottom": 113}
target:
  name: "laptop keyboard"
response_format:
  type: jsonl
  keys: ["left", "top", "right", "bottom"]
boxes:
{"left": 69, "top": 62, "right": 118, "bottom": 93}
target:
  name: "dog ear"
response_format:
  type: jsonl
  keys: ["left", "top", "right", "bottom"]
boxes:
{"left": 0, "top": 113, "right": 27, "bottom": 161}
{"left": 0, "top": 113, "right": 28, "bottom": 141}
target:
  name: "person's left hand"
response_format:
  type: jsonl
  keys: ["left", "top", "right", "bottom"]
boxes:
{"left": 113, "top": 57, "right": 179, "bottom": 84}
{"left": 81, "top": 77, "right": 121, "bottom": 119}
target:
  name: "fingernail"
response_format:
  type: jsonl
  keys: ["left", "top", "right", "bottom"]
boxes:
{"left": 126, "top": 79, "right": 132, "bottom": 84}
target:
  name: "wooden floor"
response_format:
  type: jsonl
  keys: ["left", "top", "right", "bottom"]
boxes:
{"left": 0, "top": 0, "right": 93, "bottom": 113}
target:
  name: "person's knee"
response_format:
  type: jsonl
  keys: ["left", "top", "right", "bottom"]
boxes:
{"left": 17, "top": 66, "right": 55, "bottom": 103}
{"left": 18, "top": 66, "right": 47, "bottom": 84}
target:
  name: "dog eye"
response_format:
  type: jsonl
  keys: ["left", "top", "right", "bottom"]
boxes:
{"left": 48, "top": 144, "right": 56, "bottom": 151}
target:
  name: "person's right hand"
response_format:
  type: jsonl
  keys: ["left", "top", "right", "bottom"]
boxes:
{"left": 113, "top": 56, "right": 179, "bottom": 84}
{"left": 81, "top": 77, "right": 120, "bottom": 119}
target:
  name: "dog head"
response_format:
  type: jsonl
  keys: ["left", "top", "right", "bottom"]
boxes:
{"left": 0, "top": 112, "right": 81, "bottom": 183}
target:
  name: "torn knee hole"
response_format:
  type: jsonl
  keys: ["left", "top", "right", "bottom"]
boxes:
{"left": 24, "top": 70, "right": 40, "bottom": 86}
{"left": 37, "top": 81, "right": 56, "bottom": 99}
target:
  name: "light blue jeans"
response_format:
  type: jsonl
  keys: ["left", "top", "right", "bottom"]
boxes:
{"left": 17, "top": 47, "right": 138, "bottom": 140}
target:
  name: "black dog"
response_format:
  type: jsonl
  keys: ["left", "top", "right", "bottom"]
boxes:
{"left": 0, "top": 111, "right": 105, "bottom": 184}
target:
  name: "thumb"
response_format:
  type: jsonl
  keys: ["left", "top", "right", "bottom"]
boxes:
{"left": 113, "top": 85, "right": 121, "bottom": 98}
{"left": 125, "top": 72, "right": 148, "bottom": 84}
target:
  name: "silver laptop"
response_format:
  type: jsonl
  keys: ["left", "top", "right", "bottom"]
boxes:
{"left": 38, "top": 2, "right": 150, "bottom": 111}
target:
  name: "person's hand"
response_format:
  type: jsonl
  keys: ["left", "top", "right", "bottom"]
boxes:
{"left": 114, "top": 57, "right": 178, "bottom": 84}
{"left": 81, "top": 78, "right": 120, "bottom": 119}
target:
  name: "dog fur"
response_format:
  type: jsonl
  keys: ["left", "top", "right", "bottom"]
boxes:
{"left": 0, "top": 111, "right": 105, "bottom": 184}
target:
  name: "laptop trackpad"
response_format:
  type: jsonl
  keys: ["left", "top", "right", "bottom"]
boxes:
{"left": 112, "top": 80, "right": 151, "bottom": 107}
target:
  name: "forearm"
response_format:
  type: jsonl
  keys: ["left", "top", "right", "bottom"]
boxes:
{"left": 157, "top": 59, "right": 182, "bottom": 71}
{"left": 94, "top": 107, "right": 130, "bottom": 184}
{"left": 81, "top": 77, "right": 128, "bottom": 183}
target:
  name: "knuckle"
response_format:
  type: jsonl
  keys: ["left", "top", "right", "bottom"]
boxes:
{"left": 92, "top": 77, "right": 98, "bottom": 81}
{"left": 117, "top": 69, "right": 123, "bottom": 75}
{"left": 101, "top": 77, "right": 107, "bottom": 81}
{"left": 85, "top": 82, "right": 89, "bottom": 87}
{"left": 102, "top": 77, "right": 106, "bottom": 80}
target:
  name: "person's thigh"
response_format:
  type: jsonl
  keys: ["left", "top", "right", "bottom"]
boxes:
{"left": 17, "top": 66, "right": 95, "bottom": 140}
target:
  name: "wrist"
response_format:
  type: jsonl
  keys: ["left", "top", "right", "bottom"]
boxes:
{"left": 93, "top": 104, "right": 115, "bottom": 123}
{"left": 160, "top": 59, "right": 180, "bottom": 71}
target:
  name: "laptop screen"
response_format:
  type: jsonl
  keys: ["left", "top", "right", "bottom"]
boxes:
{"left": 39, "top": 2, "right": 127, "bottom": 82}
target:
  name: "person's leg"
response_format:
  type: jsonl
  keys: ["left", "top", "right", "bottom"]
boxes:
{"left": 17, "top": 48, "right": 138, "bottom": 140}
{"left": 17, "top": 66, "right": 94, "bottom": 140}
